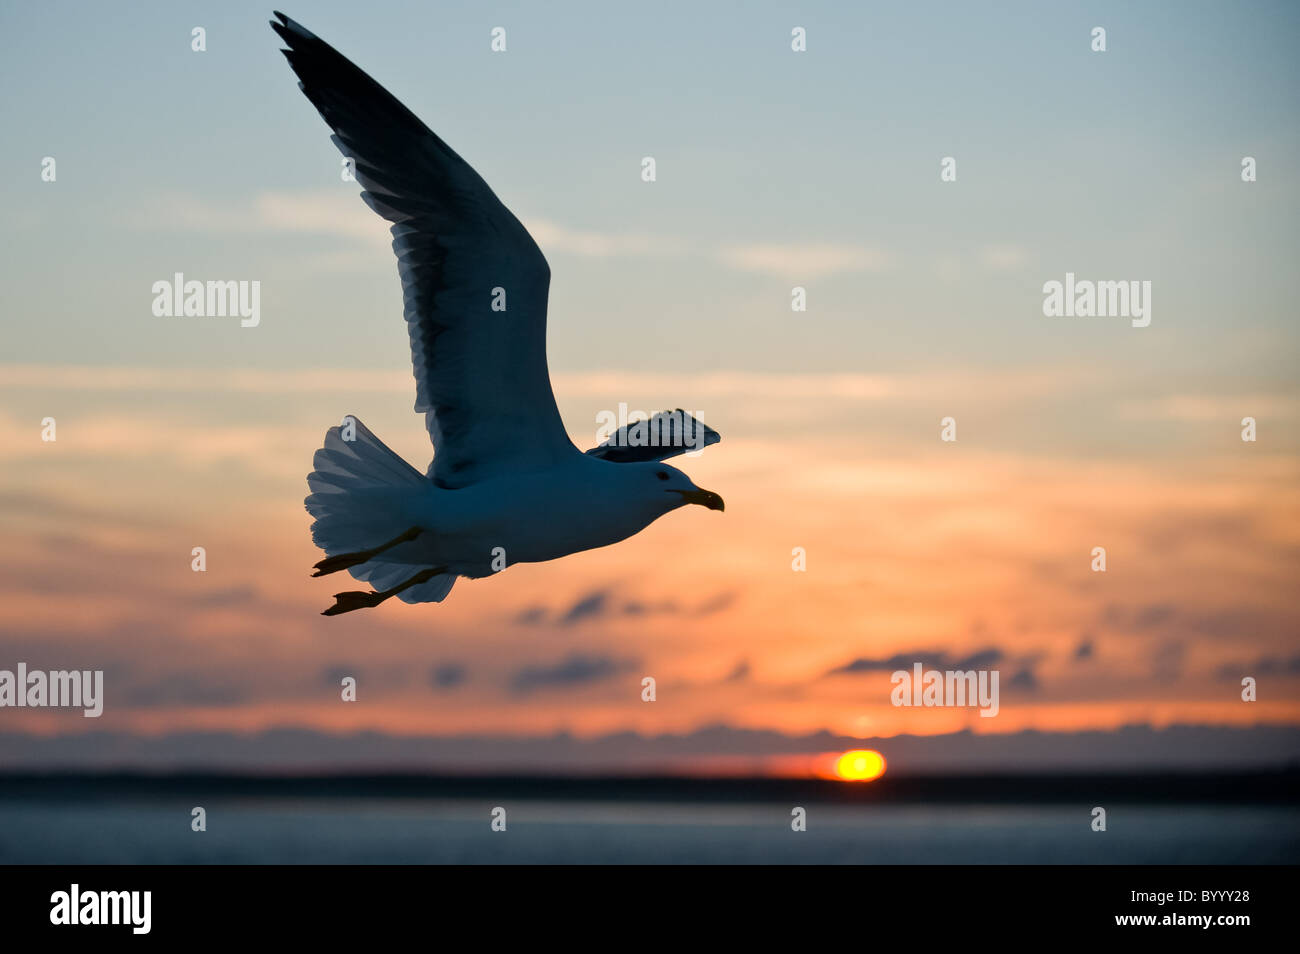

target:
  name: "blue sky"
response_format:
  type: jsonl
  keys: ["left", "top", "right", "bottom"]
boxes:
{"left": 2, "top": 0, "right": 1297, "bottom": 382}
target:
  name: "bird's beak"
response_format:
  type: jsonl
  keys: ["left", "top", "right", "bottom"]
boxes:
{"left": 673, "top": 488, "right": 725, "bottom": 512}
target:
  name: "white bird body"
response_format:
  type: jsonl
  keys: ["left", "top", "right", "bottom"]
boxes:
{"left": 319, "top": 448, "right": 703, "bottom": 578}
{"left": 421, "top": 458, "right": 694, "bottom": 571}
{"left": 273, "top": 13, "right": 723, "bottom": 613}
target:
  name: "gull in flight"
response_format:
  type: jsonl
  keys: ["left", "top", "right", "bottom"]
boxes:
{"left": 270, "top": 13, "right": 725, "bottom": 615}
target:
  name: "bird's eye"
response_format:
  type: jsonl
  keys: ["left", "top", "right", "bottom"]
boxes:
{"left": 656, "top": 471, "right": 669, "bottom": 481}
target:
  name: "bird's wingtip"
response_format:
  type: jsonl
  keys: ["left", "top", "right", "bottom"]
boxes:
{"left": 270, "top": 11, "right": 317, "bottom": 42}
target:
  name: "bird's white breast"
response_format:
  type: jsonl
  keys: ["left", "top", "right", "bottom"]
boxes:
{"left": 412, "top": 457, "right": 669, "bottom": 576}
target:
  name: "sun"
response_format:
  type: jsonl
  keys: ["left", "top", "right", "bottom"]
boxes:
{"left": 835, "top": 749, "right": 886, "bottom": 781}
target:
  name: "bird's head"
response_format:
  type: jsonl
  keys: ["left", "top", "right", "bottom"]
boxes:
{"left": 632, "top": 462, "right": 725, "bottom": 514}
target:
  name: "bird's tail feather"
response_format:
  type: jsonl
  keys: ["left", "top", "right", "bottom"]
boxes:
{"left": 305, "top": 416, "right": 457, "bottom": 603}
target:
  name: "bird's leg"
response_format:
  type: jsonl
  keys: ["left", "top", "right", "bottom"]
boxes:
{"left": 312, "top": 526, "right": 423, "bottom": 577}
{"left": 322, "top": 566, "right": 447, "bottom": 616}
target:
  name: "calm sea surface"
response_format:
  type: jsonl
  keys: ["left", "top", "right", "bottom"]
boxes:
{"left": 1, "top": 799, "right": 1295, "bottom": 863}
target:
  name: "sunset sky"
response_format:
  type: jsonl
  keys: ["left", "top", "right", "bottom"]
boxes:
{"left": 1, "top": 1, "right": 1298, "bottom": 774}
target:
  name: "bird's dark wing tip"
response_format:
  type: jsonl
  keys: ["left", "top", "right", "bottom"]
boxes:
{"left": 270, "top": 11, "right": 317, "bottom": 44}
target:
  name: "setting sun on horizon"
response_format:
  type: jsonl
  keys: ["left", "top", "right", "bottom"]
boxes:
{"left": 835, "top": 750, "right": 887, "bottom": 782}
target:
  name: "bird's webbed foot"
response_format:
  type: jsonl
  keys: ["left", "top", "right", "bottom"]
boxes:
{"left": 320, "top": 566, "right": 446, "bottom": 616}
{"left": 321, "top": 589, "right": 386, "bottom": 616}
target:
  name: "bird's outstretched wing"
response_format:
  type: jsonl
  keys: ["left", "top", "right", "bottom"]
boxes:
{"left": 585, "top": 410, "right": 721, "bottom": 463}
{"left": 272, "top": 12, "right": 577, "bottom": 488}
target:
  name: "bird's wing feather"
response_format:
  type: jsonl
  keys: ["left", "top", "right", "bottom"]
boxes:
{"left": 271, "top": 12, "right": 577, "bottom": 488}
{"left": 585, "top": 410, "right": 721, "bottom": 463}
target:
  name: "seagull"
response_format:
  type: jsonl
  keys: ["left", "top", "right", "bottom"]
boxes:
{"left": 270, "top": 13, "right": 725, "bottom": 616}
